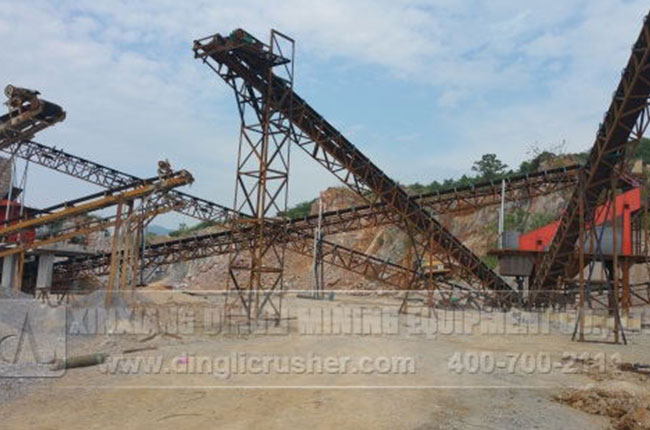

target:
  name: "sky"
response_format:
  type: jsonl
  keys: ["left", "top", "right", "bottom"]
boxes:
{"left": 1, "top": 0, "right": 648, "bottom": 228}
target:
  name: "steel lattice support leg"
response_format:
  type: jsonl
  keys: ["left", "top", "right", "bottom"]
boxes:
{"left": 226, "top": 31, "right": 295, "bottom": 323}
{"left": 572, "top": 169, "right": 628, "bottom": 344}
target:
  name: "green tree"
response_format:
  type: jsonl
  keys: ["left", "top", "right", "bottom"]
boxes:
{"left": 527, "top": 211, "right": 557, "bottom": 231}
{"left": 504, "top": 208, "right": 527, "bottom": 232}
{"left": 630, "top": 137, "right": 650, "bottom": 164}
{"left": 278, "top": 199, "right": 315, "bottom": 219}
{"left": 471, "top": 154, "right": 508, "bottom": 180}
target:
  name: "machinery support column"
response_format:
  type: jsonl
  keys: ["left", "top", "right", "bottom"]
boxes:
{"left": 610, "top": 175, "right": 625, "bottom": 344}
{"left": 13, "top": 252, "right": 24, "bottom": 294}
{"left": 36, "top": 253, "right": 55, "bottom": 292}
{"left": 1, "top": 254, "right": 15, "bottom": 293}
{"left": 106, "top": 201, "right": 124, "bottom": 306}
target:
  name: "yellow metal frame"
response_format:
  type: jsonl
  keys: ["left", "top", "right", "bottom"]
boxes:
{"left": 0, "top": 172, "right": 192, "bottom": 239}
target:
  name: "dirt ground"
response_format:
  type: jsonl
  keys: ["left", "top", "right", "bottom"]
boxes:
{"left": 0, "top": 290, "right": 648, "bottom": 429}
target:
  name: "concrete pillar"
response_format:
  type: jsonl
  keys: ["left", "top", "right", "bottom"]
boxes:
{"left": 1, "top": 254, "right": 15, "bottom": 293}
{"left": 36, "top": 253, "right": 54, "bottom": 291}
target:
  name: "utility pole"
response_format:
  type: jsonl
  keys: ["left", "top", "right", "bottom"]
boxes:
{"left": 498, "top": 178, "right": 505, "bottom": 248}
{"left": 312, "top": 197, "right": 324, "bottom": 298}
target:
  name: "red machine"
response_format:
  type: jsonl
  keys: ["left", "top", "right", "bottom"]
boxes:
{"left": 0, "top": 187, "right": 37, "bottom": 243}
{"left": 519, "top": 187, "right": 641, "bottom": 255}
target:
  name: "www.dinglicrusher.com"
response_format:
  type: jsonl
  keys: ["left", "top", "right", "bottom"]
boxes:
{"left": 98, "top": 353, "right": 416, "bottom": 379}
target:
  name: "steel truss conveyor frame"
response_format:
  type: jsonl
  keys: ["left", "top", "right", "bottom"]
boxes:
{"left": 533, "top": 13, "right": 650, "bottom": 295}
{"left": 193, "top": 29, "right": 516, "bottom": 304}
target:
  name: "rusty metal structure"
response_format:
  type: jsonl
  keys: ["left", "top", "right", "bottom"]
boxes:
{"left": 14, "top": 139, "right": 574, "bottom": 296}
{"left": 193, "top": 28, "right": 520, "bottom": 315}
{"left": 3, "top": 139, "right": 423, "bottom": 295}
{"left": 570, "top": 173, "right": 650, "bottom": 344}
{"left": 0, "top": 85, "right": 65, "bottom": 150}
{"left": 0, "top": 167, "right": 193, "bottom": 300}
{"left": 472, "top": 12, "right": 650, "bottom": 343}
{"left": 2, "top": 140, "right": 235, "bottom": 223}
{"left": 532, "top": 16, "right": 650, "bottom": 297}
{"left": 0, "top": 172, "right": 192, "bottom": 243}
{"left": 219, "top": 30, "right": 295, "bottom": 321}
{"left": 8, "top": 12, "right": 650, "bottom": 328}
{"left": 2, "top": 139, "right": 582, "bottom": 306}
{"left": 3, "top": 139, "right": 582, "bottom": 225}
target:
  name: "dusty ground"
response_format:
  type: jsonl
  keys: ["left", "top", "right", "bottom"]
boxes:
{"left": 1, "top": 290, "right": 648, "bottom": 429}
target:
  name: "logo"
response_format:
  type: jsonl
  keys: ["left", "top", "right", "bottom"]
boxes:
{"left": 0, "top": 299, "right": 66, "bottom": 377}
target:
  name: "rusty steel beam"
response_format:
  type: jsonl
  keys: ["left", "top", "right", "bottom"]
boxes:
{"left": 2, "top": 101, "right": 577, "bottom": 301}
{"left": 533, "top": 13, "right": 650, "bottom": 294}
{"left": 56, "top": 224, "right": 419, "bottom": 291}
{"left": 54, "top": 163, "right": 581, "bottom": 276}
{"left": 53, "top": 156, "right": 582, "bottom": 288}
{"left": 17, "top": 134, "right": 579, "bottom": 296}
{"left": 55, "top": 228, "right": 241, "bottom": 279}
{"left": 56, "top": 224, "right": 500, "bottom": 305}
{"left": 3, "top": 140, "right": 238, "bottom": 224}
{"left": 285, "top": 233, "right": 414, "bottom": 290}
{"left": 194, "top": 29, "right": 515, "bottom": 302}
{"left": 418, "top": 166, "right": 579, "bottom": 214}
{"left": 5, "top": 140, "right": 582, "bottom": 240}
{"left": 26, "top": 141, "right": 427, "bottom": 292}
{"left": 0, "top": 197, "right": 181, "bottom": 259}
{"left": 292, "top": 164, "right": 581, "bottom": 235}
{"left": 0, "top": 170, "right": 193, "bottom": 239}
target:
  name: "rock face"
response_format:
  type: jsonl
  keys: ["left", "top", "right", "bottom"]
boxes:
{"left": 150, "top": 182, "right": 572, "bottom": 291}
{"left": 439, "top": 188, "right": 572, "bottom": 256}
{"left": 313, "top": 187, "right": 410, "bottom": 265}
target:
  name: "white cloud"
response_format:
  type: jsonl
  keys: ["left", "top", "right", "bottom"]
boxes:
{"left": 0, "top": 0, "right": 648, "bottom": 226}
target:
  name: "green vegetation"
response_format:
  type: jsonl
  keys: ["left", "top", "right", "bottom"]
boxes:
{"left": 629, "top": 137, "right": 650, "bottom": 164}
{"left": 281, "top": 148, "right": 580, "bottom": 218}
{"left": 471, "top": 153, "right": 508, "bottom": 181}
{"left": 277, "top": 199, "right": 316, "bottom": 219}
{"left": 528, "top": 211, "right": 558, "bottom": 231}
{"left": 483, "top": 207, "right": 557, "bottom": 252}
{"left": 482, "top": 255, "right": 499, "bottom": 270}
{"left": 406, "top": 151, "right": 561, "bottom": 196}
{"left": 169, "top": 221, "right": 218, "bottom": 237}
{"left": 517, "top": 151, "right": 560, "bottom": 174}
{"left": 495, "top": 207, "right": 557, "bottom": 234}
{"left": 504, "top": 208, "right": 528, "bottom": 232}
